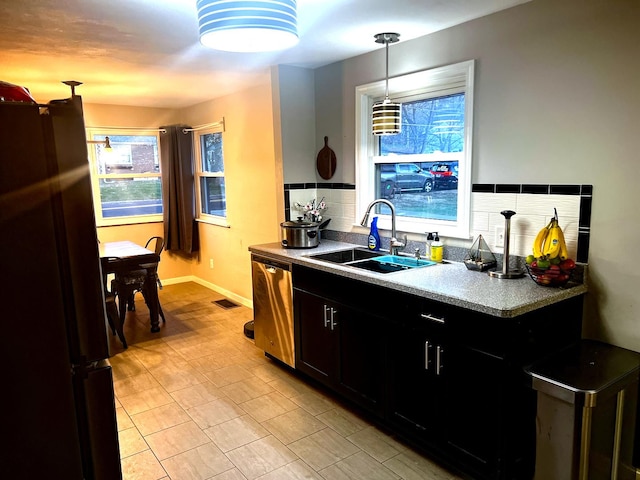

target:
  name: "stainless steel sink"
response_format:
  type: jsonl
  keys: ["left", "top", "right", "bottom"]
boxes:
{"left": 306, "top": 248, "right": 436, "bottom": 274}
{"left": 308, "top": 248, "right": 384, "bottom": 264}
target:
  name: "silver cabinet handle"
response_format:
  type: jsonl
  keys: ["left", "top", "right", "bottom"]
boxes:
{"left": 436, "top": 346, "right": 444, "bottom": 375}
{"left": 420, "top": 313, "right": 446, "bottom": 324}
{"left": 323, "top": 305, "right": 331, "bottom": 328}
{"left": 330, "top": 308, "right": 338, "bottom": 330}
{"left": 425, "top": 340, "right": 430, "bottom": 370}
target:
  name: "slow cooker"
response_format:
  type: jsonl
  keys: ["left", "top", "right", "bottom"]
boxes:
{"left": 281, "top": 218, "right": 320, "bottom": 248}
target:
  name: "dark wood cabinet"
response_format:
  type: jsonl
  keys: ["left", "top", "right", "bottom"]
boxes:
{"left": 386, "top": 298, "right": 448, "bottom": 445}
{"left": 292, "top": 264, "right": 583, "bottom": 480}
{"left": 295, "top": 288, "right": 385, "bottom": 415}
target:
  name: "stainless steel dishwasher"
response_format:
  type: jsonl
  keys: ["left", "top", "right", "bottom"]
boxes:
{"left": 251, "top": 254, "right": 295, "bottom": 368}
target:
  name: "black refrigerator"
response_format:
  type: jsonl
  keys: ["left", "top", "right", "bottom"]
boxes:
{"left": 0, "top": 94, "right": 122, "bottom": 479}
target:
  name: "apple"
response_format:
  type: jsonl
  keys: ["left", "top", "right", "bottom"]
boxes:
{"left": 537, "top": 259, "right": 550, "bottom": 269}
{"left": 560, "top": 258, "right": 576, "bottom": 270}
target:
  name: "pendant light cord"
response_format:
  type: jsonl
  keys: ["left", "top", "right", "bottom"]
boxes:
{"left": 374, "top": 33, "right": 399, "bottom": 102}
{"left": 385, "top": 40, "right": 390, "bottom": 101}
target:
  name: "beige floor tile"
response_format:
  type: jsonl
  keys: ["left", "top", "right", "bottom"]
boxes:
{"left": 187, "top": 397, "right": 246, "bottom": 429}
{"left": 262, "top": 408, "right": 327, "bottom": 445}
{"left": 289, "top": 427, "right": 361, "bottom": 471}
{"left": 121, "top": 449, "right": 167, "bottom": 480}
{"left": 204, "top": 365, "right": 254, "bottom": 388}
{"left": 290, "top": 391, "right": 337, "bottom": 416}
{"left": 119, "top": 387, "right": 175, "bottom": 416}
{"left": 160, "top": 443, "right": 234, "bottom": 480}
{"left": 239, "top": 391, "right": 298, "bottom": 423}
{"left": 148, "top": 363, "right": 208, "bottom": 392}
{"left": 267, "top": 375, "right": 316, "bottom": 398}
{"left": 383, "top": 449, "right": 463, "bottom": 480}
{"left": 118, "top": 427, "right": 149, "bottom": 459}
{"left": 316, "top": 408, "right": 369, "bottom": 438}
{"left": 318, "top": 451, "right": 400, "bottom": 480}
{"left": 131, "top": 342, "right": 184, "bottom": 370}
{"left": 114, "top": 372, "right": 163, "bottom": 397}
{"left": 346, "top": 426, "right": 407, "bottom": 463}
{"left": 204, "top": 414, "right": 270, "bottom": 452}
{"left": 145, "top": 421, "right": 211, "bottom": 461}
{"left": 111, "top": 353, "right": 148, "bottom": 380}
{"left": 131, "top": 403, "right": 191, "bottom": 436}
{"left": 170, "top": 382, "right": 227, "bottom": 409}
{"left": 225, "top": 435, "right": 298, "bottom": 480}
{"left": 251, "top": 363, "right": 293, "bottom": 384}
{"left": 116, "top": 406, "right": 135, "bottom": 431}
{"left": 221, "top": 376, "right": 274, "bottom": 404}
{"left": 210, "top": 469, "right": 248, "bottom": 480}
{"left": 256, "top": 459, "right": 323, "bottom": 479}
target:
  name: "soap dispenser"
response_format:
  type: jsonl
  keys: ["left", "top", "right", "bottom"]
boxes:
{"left": 368, "top": 216, "right": 381, "bottom": 251}
{"left": 425, "top": 232, "right": 434, "bottom": 260}
{"left": 430, "top": 232, "right": 443, "bottom": 263}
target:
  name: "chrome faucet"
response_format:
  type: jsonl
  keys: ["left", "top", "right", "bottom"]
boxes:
{"left": 360, "top": 199, "right": 405, "bottom": 255}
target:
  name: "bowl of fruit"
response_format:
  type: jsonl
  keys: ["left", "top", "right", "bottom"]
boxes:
{"left": 526, "top": 256, "right": 576, "bottom": 287}
{"left": 526, "top": 210, "right": 576, "bottom": 287}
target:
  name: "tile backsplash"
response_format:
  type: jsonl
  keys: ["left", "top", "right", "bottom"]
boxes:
{"left": 285, "top": 183, "right": 592, "bottom": 263}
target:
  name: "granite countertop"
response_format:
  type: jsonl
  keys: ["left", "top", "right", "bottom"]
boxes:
{"left": 249, "top": 240, "right": 588, "bottom": 318}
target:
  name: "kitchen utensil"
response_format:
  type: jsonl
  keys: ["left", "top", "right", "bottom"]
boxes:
{"left": 281, "top": 218, "right": 320, "bottom": 248}
{"left": 316, "top": 136, "right": 336, "bottom": 180}
{"left": 318, "top": 218, "right": 331, "bottom": 230}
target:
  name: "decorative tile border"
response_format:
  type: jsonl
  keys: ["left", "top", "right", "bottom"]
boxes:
{"left": 285, "top": 182, "right": 593, "bottom": 262}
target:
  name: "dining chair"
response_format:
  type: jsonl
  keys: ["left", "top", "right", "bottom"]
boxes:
{"left": 102, "top": 257, "right": 127, "bottom": 348}
{"left": 117, "top": 236, "right": 166, "bottom": 323}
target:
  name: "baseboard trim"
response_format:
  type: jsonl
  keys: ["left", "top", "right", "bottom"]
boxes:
{"left": 161, "top": 275, "right": 253, "bottom": 309}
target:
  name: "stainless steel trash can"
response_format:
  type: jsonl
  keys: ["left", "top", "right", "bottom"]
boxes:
{"left": 526, "top": 340, "right": 640, "bottom": 480}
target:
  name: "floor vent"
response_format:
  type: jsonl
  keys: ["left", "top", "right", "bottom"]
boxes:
{"left": 213, "top": 298, "right": 240, "bottom": 309}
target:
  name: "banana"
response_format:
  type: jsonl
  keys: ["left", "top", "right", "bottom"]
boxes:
{"left": 543, "top": 219, "right": 562, "bottom": 259}
{"left": 558, "top": 225, "right": 569, "bottom": 260}
{"left": 532, "top": 221, "right": 551, "bottom": 258}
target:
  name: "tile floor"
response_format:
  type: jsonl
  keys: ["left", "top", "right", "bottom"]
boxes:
{"left": 108, "top": 282, "right": 462, "bottom": 480}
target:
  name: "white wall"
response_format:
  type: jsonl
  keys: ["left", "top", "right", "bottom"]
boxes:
{"left": 311, "top": 0, "right": 640, "bottom": 351}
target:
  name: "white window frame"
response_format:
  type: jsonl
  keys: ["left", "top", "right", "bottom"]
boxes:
{"left": 355, "top": 60, "right": 475, "bottom": 239}
{"left": 194, "top": 123, "right": 229, "bottom": 227}
{"left": 86, "top": 128, "right": 163, "bottom": 227}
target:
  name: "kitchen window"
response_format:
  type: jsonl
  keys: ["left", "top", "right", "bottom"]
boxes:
{"left": 87, "top": 130, "right": 163, "bottom": 226}
{"left": 195, "top": 125, "right": 227, "bottom": 225}
{"left": 356, "top": 60, "right": 475, "bottom": 239}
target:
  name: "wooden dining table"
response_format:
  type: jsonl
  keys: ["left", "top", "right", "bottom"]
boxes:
{"left": 99, "top": 241, "right": 162, "bottom": 333}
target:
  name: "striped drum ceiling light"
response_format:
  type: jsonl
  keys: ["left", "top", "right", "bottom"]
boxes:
{"left": 197, "top": 0, "right": 298, "bottom": 52}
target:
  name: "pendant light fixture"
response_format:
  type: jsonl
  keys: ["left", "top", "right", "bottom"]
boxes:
{"left": 372, "top": 32, "right": 401, "bottom": 136}
{"left": 197, "top": 0, "right": 299, "bottom": 52}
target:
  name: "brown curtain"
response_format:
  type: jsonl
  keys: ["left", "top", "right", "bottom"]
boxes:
{"left": 159, "top": 125, "right": 199, "bottom": 255}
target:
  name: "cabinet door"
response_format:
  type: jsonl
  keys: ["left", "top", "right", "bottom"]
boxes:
{"left": 294, "top": 289, "right": 335, "bottom": 383}
{"left": 443, "top": 344, "right": 506, "bottom": 477}
{"left": 387, "top": 313, "right": 445, "bottom": 442}
{"left": 335, "top": 305, "right": 385, "bottom": 415}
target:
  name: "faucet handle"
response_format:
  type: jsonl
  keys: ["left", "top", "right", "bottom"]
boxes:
{"left": 391, "top": 234, "right": 407, "bottom": 250}
{"left": 414, "top": 248, "right": 421, "bottom": 260}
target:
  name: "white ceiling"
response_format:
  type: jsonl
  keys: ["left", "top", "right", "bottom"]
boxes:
{"left": 0, "top": 0, "right": 529, "bottom": 108}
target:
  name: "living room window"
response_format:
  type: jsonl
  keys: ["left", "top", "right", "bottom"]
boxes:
{"left": 87, "top": 130, "right": 162, "bottom": 226}
{"left": 356, "top": 60, "right": 475, "bottom": 239}
{"left": 195, "top": 125, "right": 227, "bottom": 225}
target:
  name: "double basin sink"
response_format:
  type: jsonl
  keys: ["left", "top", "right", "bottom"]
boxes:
{"left": 306, "top": 247, "right": 436, "bottom": 274}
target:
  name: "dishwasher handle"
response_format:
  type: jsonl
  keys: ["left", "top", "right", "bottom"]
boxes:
{"left": 252, "top": 255, "right": 291, "bottom": 272}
